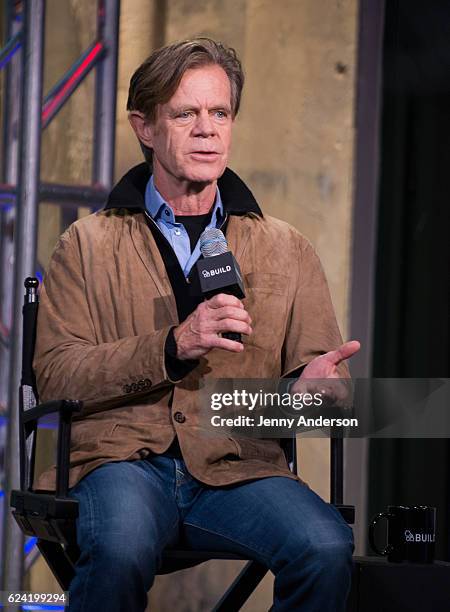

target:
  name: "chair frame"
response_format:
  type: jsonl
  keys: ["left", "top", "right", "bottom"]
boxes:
{"left": 10, "top": 277, "right": 354, "bottom": 611}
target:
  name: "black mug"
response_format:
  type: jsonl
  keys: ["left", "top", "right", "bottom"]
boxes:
{"left": 369, "top": 505, "right": 436, "bottom": 563}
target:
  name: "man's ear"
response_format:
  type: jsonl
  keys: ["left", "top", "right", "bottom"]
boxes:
{"left": 128, "top": 111, "right": 154, "bottom": 149}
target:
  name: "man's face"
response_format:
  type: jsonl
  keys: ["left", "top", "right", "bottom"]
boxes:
{"left": 148, "top": 64, "right": 233, "bottom": 187}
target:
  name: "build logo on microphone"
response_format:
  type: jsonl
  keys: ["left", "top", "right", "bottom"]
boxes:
{"left": 202, "top": 265, "right": 232, "bottom": 278}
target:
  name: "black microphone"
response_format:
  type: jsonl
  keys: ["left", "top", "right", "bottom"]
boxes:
{"left": 189, "top": 228, "right": 245, "bottom": 343}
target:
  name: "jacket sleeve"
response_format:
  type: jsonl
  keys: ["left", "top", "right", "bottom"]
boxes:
{"left": 281, "top": 236, "right": 349, "bottom": 379}
{"left": 33, "top": 228, "right": 181, "bottom": 414}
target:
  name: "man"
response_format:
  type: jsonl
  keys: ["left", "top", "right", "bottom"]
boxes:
{"left": 34, "top": 38, "right": 359, "bottom": 611}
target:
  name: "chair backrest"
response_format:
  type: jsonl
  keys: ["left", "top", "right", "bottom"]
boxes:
{"left": 19, "top": 277, "right": 41, "bottom": 491}
{"left": 21, "top": 277, "right": 40, "bottom": 400}
{"left": 18, "top": 277, "right": 83, "bottom": 499}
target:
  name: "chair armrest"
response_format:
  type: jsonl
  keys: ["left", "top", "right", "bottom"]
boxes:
{"left": 23, "top": 399, "right": 82, "bottom": 425}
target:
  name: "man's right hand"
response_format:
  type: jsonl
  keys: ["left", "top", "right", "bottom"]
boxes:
{"left": 173, "top": 293, "right": 252, "bottom": 360}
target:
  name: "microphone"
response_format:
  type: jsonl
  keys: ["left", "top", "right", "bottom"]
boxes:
{"left": 189, "top": 228, "right": 245, "bottom": 343}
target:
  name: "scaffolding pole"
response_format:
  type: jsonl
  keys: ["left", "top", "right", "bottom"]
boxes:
{"left": 0, "top": 1, "right": 22, "bottom": 412}
{"left": 93, "top": 0, "right": 120, "bottom": 187}
{"left": 1, "top": 0, "right": 45, "bottom": 594}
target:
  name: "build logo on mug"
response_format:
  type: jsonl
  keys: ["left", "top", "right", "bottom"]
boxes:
{"left": 369, "top": 505, "right": 436, "bottom": 563}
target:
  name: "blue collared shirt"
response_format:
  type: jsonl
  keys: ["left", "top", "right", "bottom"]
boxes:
{"left": 145, "top": 175, "right": 224, "bottom": 277}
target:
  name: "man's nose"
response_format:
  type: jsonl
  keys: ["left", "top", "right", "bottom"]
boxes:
{"left": 192, "top": 112, "right": 216, "bottom": 137}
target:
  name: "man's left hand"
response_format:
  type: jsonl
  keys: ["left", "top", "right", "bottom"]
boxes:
{"left": 288, "top": 340, "right": 360, "bottom": 401}
{"left": 300, "top": 340, "right": 360, "bottom": 380}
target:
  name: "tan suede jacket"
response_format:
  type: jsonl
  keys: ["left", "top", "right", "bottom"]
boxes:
{"left": 33, "top": 165, "right": 346, "bottom": 492}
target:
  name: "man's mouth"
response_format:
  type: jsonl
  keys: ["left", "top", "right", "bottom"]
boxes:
{"left": 189, "top": 151, "right": 220, "bottom": 161}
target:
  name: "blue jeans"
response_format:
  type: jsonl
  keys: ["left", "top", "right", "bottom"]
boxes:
{"left": 67, "top": 455, "right": 354, "bottom": 611}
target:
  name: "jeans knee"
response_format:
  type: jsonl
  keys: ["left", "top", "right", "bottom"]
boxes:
{"left": 93, "top": 534, "right": 158, "bottom": 580}
{"left": 281, "top": 526, "right": 354, "bottom": 574}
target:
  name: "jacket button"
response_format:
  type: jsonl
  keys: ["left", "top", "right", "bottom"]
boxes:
{"left": 173, "top": 412, "right": 186, "bottom": 424}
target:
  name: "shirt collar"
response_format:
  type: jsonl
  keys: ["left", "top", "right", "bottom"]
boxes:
{"left": 145, "top": 174, "right": 224, "bottom": 225}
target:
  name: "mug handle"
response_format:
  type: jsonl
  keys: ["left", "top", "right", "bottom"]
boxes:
{"left": 369, "top": 512, "right": 394, "bottom": 556}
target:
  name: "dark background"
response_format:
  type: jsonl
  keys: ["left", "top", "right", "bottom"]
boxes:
{"left": 369, "top": 0, "right": 450, "bottom": 560}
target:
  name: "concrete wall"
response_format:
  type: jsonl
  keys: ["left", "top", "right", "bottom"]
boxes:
{"left": 31, "top": 0, "right": 358, "bottom": 609}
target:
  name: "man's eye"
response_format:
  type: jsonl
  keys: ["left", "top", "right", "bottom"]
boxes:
{"left": 214, "top": 110, "right": 227, "bottom": 119}
{"left": 176, "top": 111, "right": 193, "bottom": 119}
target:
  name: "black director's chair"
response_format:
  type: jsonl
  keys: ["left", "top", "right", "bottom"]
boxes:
{"left": 10, "top": 277, "right": 354, "bottom": 611}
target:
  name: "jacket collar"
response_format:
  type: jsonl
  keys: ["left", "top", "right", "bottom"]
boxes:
{"left": 104, "top": 162, "right": 263, "bottom": 217}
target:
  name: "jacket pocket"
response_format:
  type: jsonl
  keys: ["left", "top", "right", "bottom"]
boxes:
{"left": 232, "top": 437, "right": 284, "bottom": 463}
{"left": 244, "top": 272, "right": 289, "bottom": 295}
{"left": 110, "top": 421, "right": 172, "bottom": 447}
